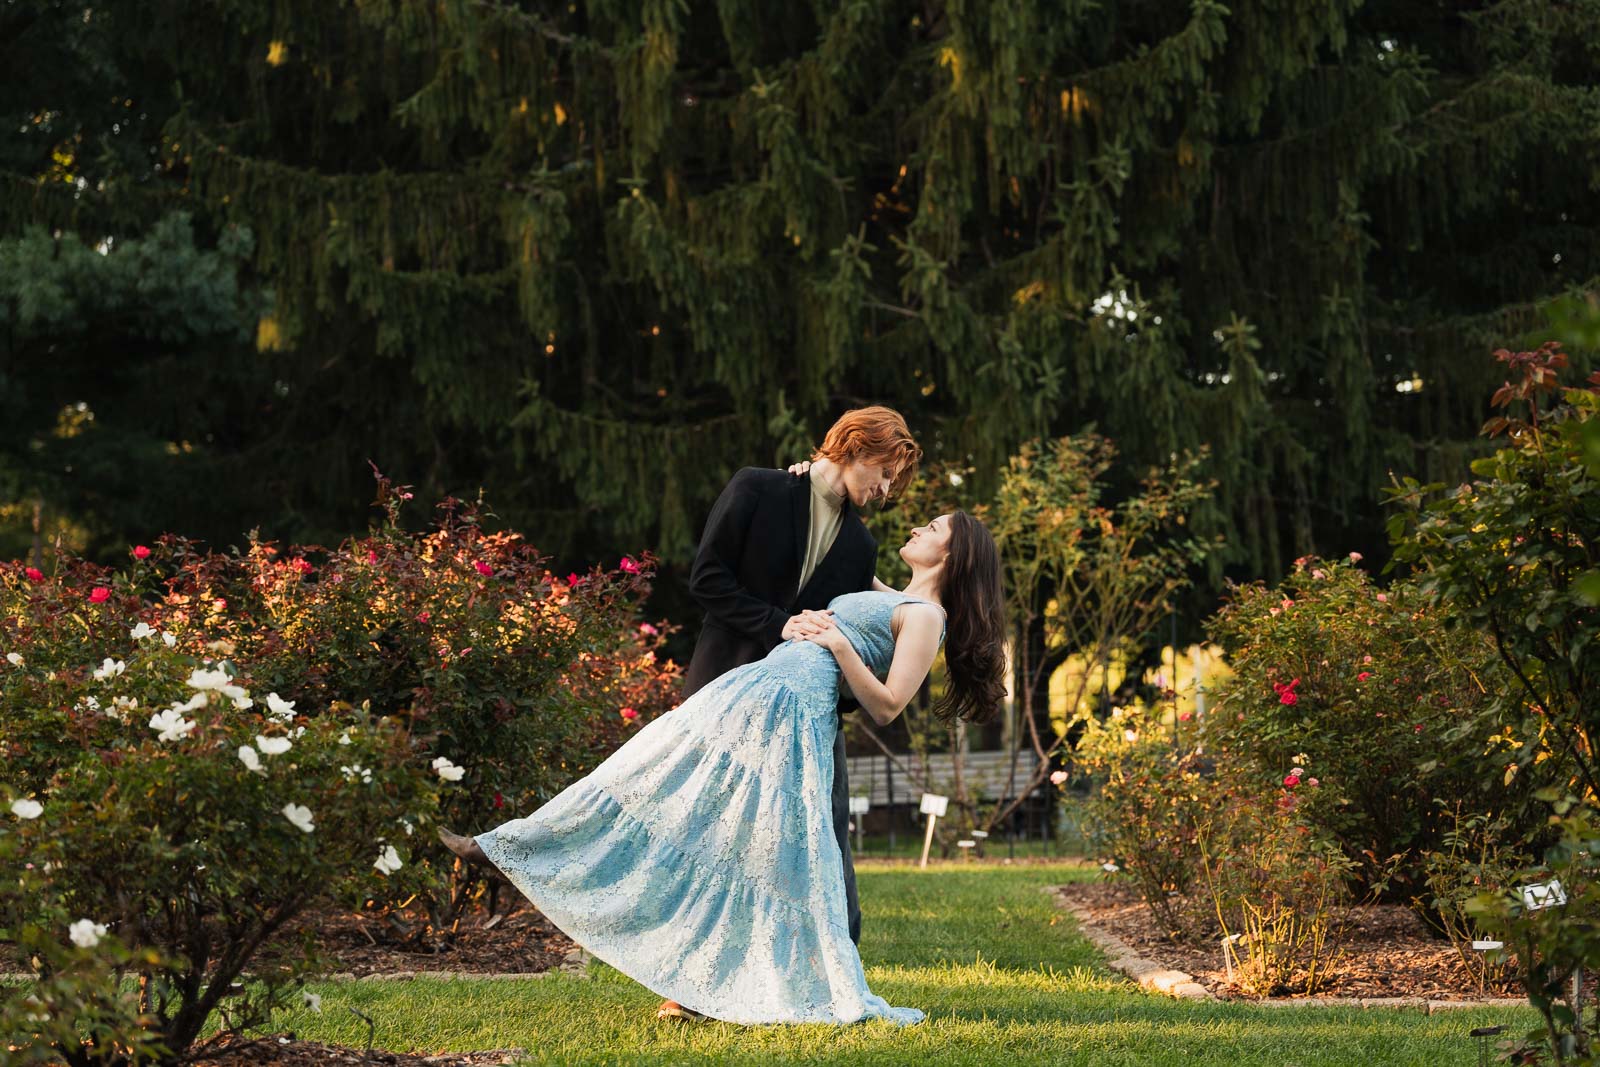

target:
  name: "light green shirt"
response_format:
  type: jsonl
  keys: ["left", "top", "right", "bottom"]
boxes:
{"left": 797, "top": 465, "right": 845, "bottom": 594}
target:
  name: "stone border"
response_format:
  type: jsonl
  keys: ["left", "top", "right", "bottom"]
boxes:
{"left": 1, "top": 947, "right": 594, "bottom": 986}
{"left": 1048, "top": 885, "right": 1519, "bottom": 1012}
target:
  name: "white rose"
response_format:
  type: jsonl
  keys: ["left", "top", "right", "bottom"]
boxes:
{"left": 255, "top": 735, "right": 292, "bottom": 756}
{"left": 161, "top": 631, "right": 177, "bottom": 648}
{"left": 373, "top": 844, "right": 402, "bottom": 876}
{"left": 187, "top": 666, "right": 233, "bottom": 691}
{"left": 92, "top": 658, "right": 126, "bottom": 681}
{"left": 149, "top": 708, "right": 197, "bottom": 743}
{"left": 431, "top": 756, "right": 465, "bottom": 782}
{"left": 265, "top": 693, "right": 297, "bottom": 723}
{"left": 129, "top": 622, "right": 156, "bottom": 641}
{"left": 11, "top": 798, "right": 43, "bottom": 820}
{"left": 6, "top": 652, "right": 24, "bottom": 667}
{"left": 238, "top": 746, "right": 264, "bottom": 774}
{"left": 281, "top": 803, "right": 315, "bottom": 833}
{"left": 68, "top": 919, "right": 108, "bottom": 949}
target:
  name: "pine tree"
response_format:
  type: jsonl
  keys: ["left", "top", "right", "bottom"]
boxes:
{"left": 3, "top": 0, "right": 1597, "bottom": 583}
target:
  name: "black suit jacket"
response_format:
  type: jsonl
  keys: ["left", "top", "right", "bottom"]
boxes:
{"left": 682, "top": 467, "right": 877, "bottom": 697}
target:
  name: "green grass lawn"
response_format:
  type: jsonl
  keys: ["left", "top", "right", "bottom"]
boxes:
{"left": 263, "top": 862, "right": 1531, "bottom": 1066}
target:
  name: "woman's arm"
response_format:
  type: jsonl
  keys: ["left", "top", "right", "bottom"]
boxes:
{"left": 802, "top": 605, "right": 944, "bottom": 727}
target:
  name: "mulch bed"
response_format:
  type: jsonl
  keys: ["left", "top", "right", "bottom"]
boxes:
{"left": 190, "top": 1034, "right": 524, "bottom": 1066}
{"left": 1056, "top": 879, "right": 1524, "bottom": 1001}
{"left": 272, "top": 900, "right": 577, "bottom": 977}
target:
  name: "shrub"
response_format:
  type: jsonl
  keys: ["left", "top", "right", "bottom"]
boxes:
{"left": 1201, "top": 555, "right": 1529, "bottom": 898}
{"left": 1197, "top": 776, "right": 1353, "bottom": 996}
{"left": 1, "top": 640, "right": 434, "bottom": 1064}
{"left": 1389, "top": 341, "right": 1600, "bottom": 1062}
{"left": 0, "top": 853, "right": 170, "bottom": 1067}
{"left": 2, "top": 473, "right": 682, "bottom": 935}
{"left": 1074, "top": 703, "right": 1212, "bottom": 937}
{"left": 0, "top": 476, "right": 682, "bottom": 1062}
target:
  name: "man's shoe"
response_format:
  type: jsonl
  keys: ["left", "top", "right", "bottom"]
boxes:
{"left": 438, "top": 828, "right": 509, "bottom": 883}
{"left": 656, "top": 1000, "right": 708, "bottom": 1022}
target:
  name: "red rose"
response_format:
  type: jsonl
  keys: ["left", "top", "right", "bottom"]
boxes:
{"left": 493, "top": 792, "right": 505, "bottom": 809}
{"left": 566, "top": 572, "right": 586, "bottom": 587}
{"left": 89, "top": 587, "right": 111, "bottom": 603}
{"left": 1279, "top": 691, "right": 1298, "bottom": 706}
{"left": 619, "top": 556, "right": 642, "bottom": 575}
{"left": 24, "top": 567, "right": 43, "bottom": 582}
{"left": 474, "top": 561, "right": 493, "bottom": 576}
{"left": 1357, "top": 671, "right": 1371, "bottom": 681}
{"left": 367, "top": 550, "right": 379, "bottom": 564}
{"left": 1178, "top": 711, "right": 1193, "bottom": 722}
{"left": 416, "top": 611, "right": 431, "bottom": 623}
{"left": 132, "top": 545, "right": 151, "bottom": 560}
{"left": 1283, "top": 774, "right": 1301, "bottom": 788}
{"left": 620, "top": 707, "right": 639, "bottom": 721}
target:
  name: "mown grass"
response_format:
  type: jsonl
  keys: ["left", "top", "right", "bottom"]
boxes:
{"left": 254, "top": 861, "right": 1530, "bottom": 1066}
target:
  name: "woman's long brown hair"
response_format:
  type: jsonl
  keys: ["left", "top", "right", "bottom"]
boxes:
{"left": 931, "top": 511, "right": 1007, "bottom": 724}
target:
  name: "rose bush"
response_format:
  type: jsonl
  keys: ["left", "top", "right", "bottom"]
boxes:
{"left": 1201, "top": 555, "right": 1533, "bottom": 899}
{"left": 0, "top": 475, "right": 682, "bottom": 1062}
{"left": 1, "top": 638, "right": 435, "bottom": 1065}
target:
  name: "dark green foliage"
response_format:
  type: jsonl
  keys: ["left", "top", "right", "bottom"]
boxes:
{"left": 3, "top": 0, "right": 1598, "bottom": 584}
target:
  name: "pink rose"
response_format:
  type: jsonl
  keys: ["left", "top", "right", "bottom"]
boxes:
{"left": 416, "top": 610, "right": 431, "bottom": 623}
{"left": 1290, "top": 766, "right": 1305, "bottom": 777}
{"left": 639, "top": 623, "right": 659, "bottom": 637}
{"left": 1362, "top": 654, "right": 1373, "bottom": 664}
{"left": 1280, "top": 596, "right": 1294, "bottom": 610}
{"left": 367, "top": 550, "right": 379, "bottom": 564}
{"left": 89, "top": 587, "right": 111, "bottom": 603}
{"left": 132, "top": 545, "right": 151, "bottom": 560}
{"left": 24, "top": 567, "right": 43, "bottom": 582}
{"left": 620, "top": 556, "right": 642, "bottom": 575}
{"left": 1376, "top": 593, "right": 1388, "bottom": 603}
{"left": 213, "top": 598, "right": 227, "bottom": 611}
{"left": 293, "top": 558, "right": 313, "bottom": 574}
{"left": 1311, "top": 569, "right": 1327, "bottom": 580}
{"left": 1049, "top": 770, "right": 1068, "bottom": 785}
{"left": 459, "top": 647, "right": 472, "bottom": 658}
{"left": 566, "top": 572, "right": 586, "bottom": 587}
{"left": 1348, "top": 551, "right": 1363, "bottom": 562}
{"left": 1178, "top": 711, "right": 1193, "bottom": 722}
{"left": 620, "top": 707, "right": 639, "bottom": 721}
{"left": 1308, "top": 778, "right": 1320, "bottom": 787}
{"left": 1283, "top": 774, "right": 1301, "bottom": 788}
{"left": 474, "top": 561, "right": 493, "bottom": 576}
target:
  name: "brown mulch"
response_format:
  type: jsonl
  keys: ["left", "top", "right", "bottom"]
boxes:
{"left": 270, "top": 900, "right": 577, "bottom": 977}
{"left": 1056, "top": 879, "right": 1524, "bottom": 1001}
{"left": 190, "top": 1034, "right": 524, "bottom": 1066}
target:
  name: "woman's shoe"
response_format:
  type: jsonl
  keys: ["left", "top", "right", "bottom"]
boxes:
{"left": 656, "top": 1000, "right": 708, "bottom": 1022}
{"left": 438, "top": 827, "right": 509, "bottom": 883}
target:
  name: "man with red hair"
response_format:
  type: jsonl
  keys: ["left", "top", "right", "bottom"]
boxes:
{"left": 659, "top": 406, "right": 919, "bottom": 1020}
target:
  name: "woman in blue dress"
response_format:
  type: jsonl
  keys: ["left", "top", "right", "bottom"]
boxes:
{"left": 439, "top": 511, "right": 1006, "bottom": 1025}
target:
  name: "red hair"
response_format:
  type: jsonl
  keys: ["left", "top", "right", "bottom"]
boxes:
{"left": 811, "top": 406, "right": 922, "bottom": 499}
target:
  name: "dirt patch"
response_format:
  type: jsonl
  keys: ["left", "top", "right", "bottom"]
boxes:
{"left": 190, "top": 1034, "right": 524, "bottom": 1066}
{"left": 1055, "top": 879, "right": 1523, "bottom": 1001}
{"left": 272, "top": 901, "right": 576, "bottom": 977}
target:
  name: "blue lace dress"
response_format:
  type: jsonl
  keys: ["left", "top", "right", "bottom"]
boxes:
{"left": 475, "top": 590, "right": 943, "bottom": 1025}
